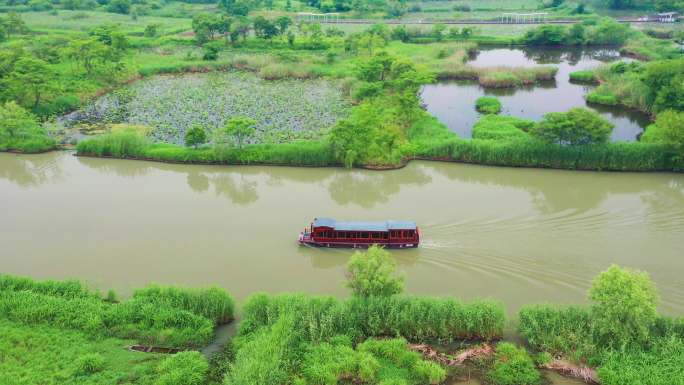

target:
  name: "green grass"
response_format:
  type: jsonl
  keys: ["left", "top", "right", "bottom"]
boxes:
{"left": 569, "top": 70, "right": 598, "bottom": 84}
{"left": 475, "top": 96, "right": 502, "bottom": 114}
{"left": 0, "top": 274, "right": 234, "bottom": 348}
{"left": 0, "top": 319, "right": 164, "bottom": 385}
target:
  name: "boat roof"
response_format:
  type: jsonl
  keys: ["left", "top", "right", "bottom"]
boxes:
{"left": 313, "top": 217, "right": 417, "bottom": 231}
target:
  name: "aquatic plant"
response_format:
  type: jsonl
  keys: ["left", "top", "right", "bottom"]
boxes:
{"left": 66, "top": 72, "right": 351, "bottom": 146}
{"left": 475, "top": 96, "right": 502, "bottom": 115}
{"left": 569, "top": 70, "right": 598, "bottom": 84}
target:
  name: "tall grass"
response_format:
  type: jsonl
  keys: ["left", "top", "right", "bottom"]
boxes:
{"left": 0, "top": 275, "right": 233, "bottom": 347}
{"left": 518, "top": 305, "right": 594, "bottom": 356}
{"left": 0, "top": 274, "right": 94, "bottom": 299}
{"left": 239, "top": 293, "right": 505, "bottom": 343}
{"left": 438, "top": 65, "right": 557, "bottom": 88}
{"left": 77, "top": 131, "right": 337, "bottom": 167}
{"left": 133, "top": 284, "right": 235, "bottom": 324}
{"left": 569, "top": 70, "right": 598, "bottom": 84}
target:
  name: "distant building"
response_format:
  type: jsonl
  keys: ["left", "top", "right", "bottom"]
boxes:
{"left": 655, "top": 12, "right": 679, "bottom": 23}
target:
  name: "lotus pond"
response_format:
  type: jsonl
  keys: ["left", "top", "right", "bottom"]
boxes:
{"left": 62, "top": 72, "right": 352, "bottom": 145}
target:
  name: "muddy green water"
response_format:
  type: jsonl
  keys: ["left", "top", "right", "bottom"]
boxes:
{"left": 2, "top": 152, "right": 684, "bottom": 316}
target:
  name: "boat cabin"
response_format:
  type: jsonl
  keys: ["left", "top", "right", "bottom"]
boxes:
{"left": 299, "top": 217, "right": 419, "bottom": 248}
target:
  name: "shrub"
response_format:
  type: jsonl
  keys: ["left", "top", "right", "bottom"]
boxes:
{"left": 589, "top": 265, "right": 659, "bottom": 349}
{"left": 74, "top": 353, "right": 106, "bottom": 375}
{"left": 488, "top": 343, "right": 541, "bottom": 385}
{"left": 156, "top": 351, "right": 208, "bottom": 385}
{"left": 0, "top": 102, "right": 55, "bottom": 153}
{"left": 640, "top": 110, "right": 684, "bottom": 150}
{"left": 569, "top": 70, "right": 598, "bottom": 84}
{"left": 346, "top": 245, "right": 404, "bottom": 298}
{"left": 530, "top": 108, "right": 613, "bottom": 145}
{"left": 475, "top": 97, "right": 502, "bottom": 114}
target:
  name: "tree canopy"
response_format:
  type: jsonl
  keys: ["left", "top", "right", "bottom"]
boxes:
{"left": 346, "top": 245, "right": 404, "bottom": 298}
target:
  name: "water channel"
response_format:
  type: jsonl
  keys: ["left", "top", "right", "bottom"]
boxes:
{"left": 2, "top": 152, "right": 683, "bottom": 316}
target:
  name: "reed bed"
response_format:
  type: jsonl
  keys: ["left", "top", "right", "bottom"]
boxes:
{"left": 0, "top": 274, "right": 95, "bottom": 299}
{"left": 239, "top": 293, "right": 505, "bottom": 343}
{"left": 438, "top": 65, "right": 557, "bottom": 88}
{"left": 0, "top": 275, "right": 233, "bottom": 347}
{"left": 77, "top": 130, "right": 337, "bottom": 167}
{"left": 133, "top": 284, "right": 235, "bottom": 324}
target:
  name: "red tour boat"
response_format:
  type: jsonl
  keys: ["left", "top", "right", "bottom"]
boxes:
{"left": 298, "top": 217, "right": 419, "bottom": 248}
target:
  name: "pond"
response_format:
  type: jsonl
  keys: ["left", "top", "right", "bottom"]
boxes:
{"left": 2, "top": 152, "right": 683, "bottom": 316}
{"left": 420, "top": 47, "right": 652, "bottom": 141}
{"left": 58, "top": 72, "right": 351, "bottom": 145}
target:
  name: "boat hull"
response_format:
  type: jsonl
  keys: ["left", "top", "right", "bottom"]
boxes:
{"left": 298, "top": 237, "right": 418, "bottom": 249}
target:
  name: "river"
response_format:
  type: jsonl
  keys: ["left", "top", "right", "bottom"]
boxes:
{"left": 421, "top": 47, "right": 651, "bottom": 141}
{"left": 2, "top": 152, "right": 683, "bottom": 315}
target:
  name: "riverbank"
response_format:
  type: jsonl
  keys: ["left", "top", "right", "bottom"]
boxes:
{"left": 72, "top": 117, "right": 683, "bottom": 172}
{"left": 1, "top": 260, "right": 682, "bottom": 385}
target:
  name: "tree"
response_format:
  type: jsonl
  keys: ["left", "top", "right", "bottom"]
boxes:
{"left": 275, "top": 16, "right": 292, "bottom": 36}
{"left": 523, "top": 25, "right": 566, "bottom": 45}
{"left": 431, "top": 24, "right": 446, "bottom": 41}
{"left": 530, "top": 108, "right": 613, "bottom": 145}
{"left": 589, "top": 265, "right": 659, "bottom": 348}
{"left": 64, "top": 38, "right": 112, "bottom": 74}
{"left": 345, "top": 245, "right": 404, "bottom": 298}
{"left": 642, "top": 59, "right": 684, "bottom": 113}
{"left": 184, "top": 125, "right": 208, "bottom": 148}
{"left": 107, "top": 0, "right": 130, "bottom": 14}
{"left": 202, "top": 42, "right": 221, "bottom": 60}
{"left": 4, "top": 12, "right": 27, "bottom": 37}
{"left": 223, "top": 116, "right": 256, "bottom": 148}
{"left": 8, "top": 57, "right": 57, "bottom": 109}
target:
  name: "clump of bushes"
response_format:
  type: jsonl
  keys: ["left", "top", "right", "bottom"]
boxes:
{"left": 488, "top": 343, "right": 541, "bottom": 385}
{"left": 346, "top": 245, "right": 404, "bottom": 298}
{"left": 641, "top": 110, "right": 684, "bottom": 149}
{"left": 529, "top": 108, "right": 613, "bottom": 145}
{"left": 0, "top": 102, "right": 56, "bottom": 153}
{"left": 133, "top": 284, "right": 235, "bottom": 325}
{"left": 475, "top": 96, "right": 502, "bottom": 114}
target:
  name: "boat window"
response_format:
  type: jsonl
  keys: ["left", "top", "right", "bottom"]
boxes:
{"left": 383, "top": 232, "right": 389, "bottom": 239}
{"left": 372, "top": 232, "right": 381, "bottom": 239}
{"left": 361, "top": 232, "right": 369, "bottom": 238}
{"left": 407, "top": 230, "right": 415, "bottom": 237}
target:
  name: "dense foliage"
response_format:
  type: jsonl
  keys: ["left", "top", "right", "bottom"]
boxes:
{"left": 519, "top": 265, "right": 684, "bottom": 385}
{"left": 529, "top": 108, "right": 613, "bottom": 146}
{"left": 0, "top": 102, "right": 55, "bottom": 152}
